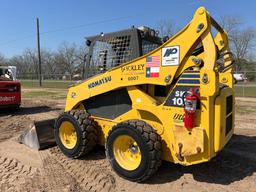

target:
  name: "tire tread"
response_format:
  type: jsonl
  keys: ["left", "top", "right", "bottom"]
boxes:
{"left": 107, "top": 120, "right": 161, "bottom": 182}
{"left": 56, "top": 110, "right": 97, "bottom": 159}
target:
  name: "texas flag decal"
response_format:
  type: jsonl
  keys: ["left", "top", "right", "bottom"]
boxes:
{"left": 146, "top": 56, "right": 160, "bottom": 78}
{"left": 146, "top": 67, "right": 160, "bottom": 77}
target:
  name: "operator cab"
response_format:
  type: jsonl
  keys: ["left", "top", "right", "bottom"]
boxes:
{"left": 85, "top": 26, "right": 163, "bottom": 78}
{"left": 0, "top": 66, "right": 16, "bottom": 81}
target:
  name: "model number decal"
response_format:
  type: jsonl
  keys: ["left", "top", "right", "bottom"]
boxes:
{"left": 164, "top": 86, "right": 199, "bottom": 107}
{"left": 128, "top": 76, "right": 138, "bottom": 81}
{"left": 172, "top": 90, "right": 186, "bottom": 106}
{"left": 172, "top": 97, "right": 183, "bottom": 106}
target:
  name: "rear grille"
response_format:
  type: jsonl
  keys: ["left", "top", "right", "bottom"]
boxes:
{"left": 226, "top": 95, "right": 232, "bottom": 114}
{"left": 225, "top": 95, "right": 233, "bottom": 135}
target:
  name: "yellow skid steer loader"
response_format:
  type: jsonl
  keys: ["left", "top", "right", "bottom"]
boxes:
{"left": 20, "top": 7, "right": 235, "bottom": 182}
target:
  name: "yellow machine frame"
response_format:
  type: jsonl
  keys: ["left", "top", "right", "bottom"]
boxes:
{"left": 64, "top": 7, "right": 235, "bottom": 166}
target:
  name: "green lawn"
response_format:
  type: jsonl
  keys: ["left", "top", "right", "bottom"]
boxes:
{"left": 22, "top": 89, "right": 67, "bottom": 100}
{"left": 21, "top": 80, "right": 69, "bottom": 100}
{"left": 234, "top": 85, "right": 256, "bottom": 97}
{"left": 21, "top": 79, "right": 76, "bottom": 89}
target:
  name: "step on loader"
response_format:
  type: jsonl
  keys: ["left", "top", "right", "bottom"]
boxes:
{"left": 20, "top": 7, "right": 235, "bottom": 182}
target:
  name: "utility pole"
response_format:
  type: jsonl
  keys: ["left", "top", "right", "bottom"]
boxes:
{"left": 36, "top": 17, "right": 42, "bottom": 87}
{"left": 82, "top": 53, "right": 87, "bottom": 79}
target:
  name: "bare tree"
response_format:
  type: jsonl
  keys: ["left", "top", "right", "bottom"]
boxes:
{"left": 7, "top": 41, "right": 88, "bottom": 80}
{"left": 0, "top": 53, "right": 7, "bottom": 66}
{"left": 55, "top": 42, "right": 80, "bottom": 78}
{"left": 75, "top": 44, "right": 89, "bottom": 79}
{"left": 8, "top": 49, "right": 37, "bottom": 79}
{"left": 231, "top": 29, "right": 255, "bottom": 64}
{"left": 24, "top": 48, "right": 38, "bottom": 74}
{"left": 220, "top": 16, "right": 256, "bottom": 71}
{"left": 41, "top": 50, "right": 57, "bottom": 76}
{"left": 220, "top": 15, "right": 242, "bottom": 34}
{"left": 155, "top": 19, "right": 176, "bottom": 38}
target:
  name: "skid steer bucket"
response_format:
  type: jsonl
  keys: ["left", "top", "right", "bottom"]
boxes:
{"left": 18, "top": 119, "right": 56, "bottom": 150}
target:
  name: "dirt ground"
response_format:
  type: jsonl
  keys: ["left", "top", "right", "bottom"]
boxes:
{"left": 0, "top": 97, "right": 256, "bottom": 192}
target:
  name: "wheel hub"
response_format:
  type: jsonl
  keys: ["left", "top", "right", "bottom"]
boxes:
{"left": 59, "top": 121, "right": 77, "bottom": 149}
{"left": 129, "top": 144, "right": 139, "bottom": 154}
{"left": 113, "top": 135, "right": 142, "bottom": 171}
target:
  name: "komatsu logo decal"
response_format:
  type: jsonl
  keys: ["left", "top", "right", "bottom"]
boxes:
{"left": 88, "top": 76, "right": 112, "bottom": 89}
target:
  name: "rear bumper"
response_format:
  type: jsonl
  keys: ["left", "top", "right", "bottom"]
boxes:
{"left": 0, "top": 104, "right": 20, "bottom": 109}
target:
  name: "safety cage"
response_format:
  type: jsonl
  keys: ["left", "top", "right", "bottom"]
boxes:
{"left": 84, "top": 27, "right": 163, "bottom": 79}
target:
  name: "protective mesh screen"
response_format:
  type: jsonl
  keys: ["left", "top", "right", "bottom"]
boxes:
{"left": 88, "top": 35, "right": 132, "bottom": 77}
{"left": 141, "top": 40, "right": 159, "bottom": 55}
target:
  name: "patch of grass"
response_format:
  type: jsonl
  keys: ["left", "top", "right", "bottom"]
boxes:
{"left": 22, "top": 89, "right": 67, "bottom": 100}
{"left": 21, "top": 79, "right": 76, "bottom": 89}
{"left": 234, "top": 85, "right": 256, "bottom": 97}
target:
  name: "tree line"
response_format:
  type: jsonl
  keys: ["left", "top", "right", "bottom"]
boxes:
{"left": 0, "top": 42, "right": 88, "bottom": 80}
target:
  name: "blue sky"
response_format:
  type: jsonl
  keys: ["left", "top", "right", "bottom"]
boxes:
{"left": 0, "top": 0, "right": 255, "bottom": 58}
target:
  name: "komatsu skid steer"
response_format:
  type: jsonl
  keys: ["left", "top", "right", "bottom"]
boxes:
{"left": 22, "top": 7, "right": 235, "bottom": 182}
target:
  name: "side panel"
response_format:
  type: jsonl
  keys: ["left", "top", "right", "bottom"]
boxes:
{"left": 214, "top": 87, "right": 234, "bottom": 152}
{"left": 84, "top": 88, "right": 132, "bottom": 119}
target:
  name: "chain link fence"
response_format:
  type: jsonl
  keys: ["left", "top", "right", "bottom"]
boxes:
{"left": 18, "top": 73, "right": 77, "bottom": 89}
{"left": 234, "top": 71, "right": 256, "bottom": 97}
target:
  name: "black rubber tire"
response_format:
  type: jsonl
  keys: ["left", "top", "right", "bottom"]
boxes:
{"left": 106, "top": 120, "right": 162, "bottom": 182}
{"left": 54, "top": 110, "right": 97, "bottom": 158}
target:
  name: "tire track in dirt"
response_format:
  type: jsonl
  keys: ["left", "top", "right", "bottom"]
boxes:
{"left": 20, "top": 150, "right": 82, "bottom": 192}
{"left": 49, "top": 147, "right": 116, "bottom": 192}
{"left": 0, "top": 156, "right": 37, "bottom": 192}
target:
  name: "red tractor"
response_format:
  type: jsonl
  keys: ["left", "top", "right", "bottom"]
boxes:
{"left": 0, "top": 66, "right": 21, "bottom": 109}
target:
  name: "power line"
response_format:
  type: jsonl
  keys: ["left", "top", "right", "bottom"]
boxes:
{"left": 0, "top": 14, "right": 142, "bottom": 47}
{"left": 40, "top": 15, "right": 138, "bottom": 35}
{"left": 0, "top": 35, "right": 34, "bottom": 46}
